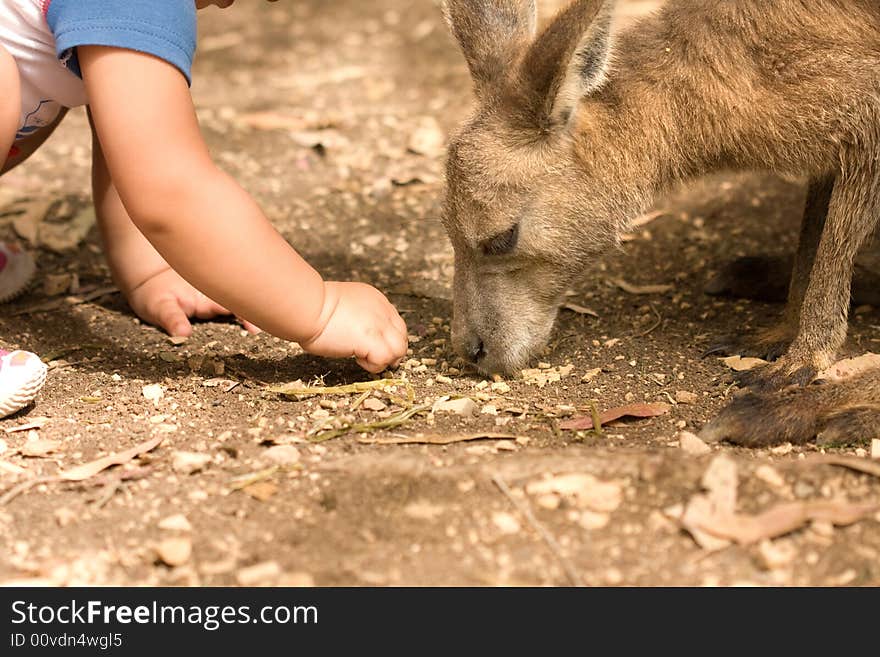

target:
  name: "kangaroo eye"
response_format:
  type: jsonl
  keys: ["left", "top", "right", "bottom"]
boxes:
{"left": 480, "top": 223, "right": 519, "bottom": 256}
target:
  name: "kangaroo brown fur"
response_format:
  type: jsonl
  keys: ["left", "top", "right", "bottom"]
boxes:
{"left": 441, "top": 0, "right": 880, "bottom": 443}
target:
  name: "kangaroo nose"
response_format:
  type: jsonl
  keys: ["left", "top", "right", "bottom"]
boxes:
{"left": 465, "top": 335, "right": 486, "bottom": 363}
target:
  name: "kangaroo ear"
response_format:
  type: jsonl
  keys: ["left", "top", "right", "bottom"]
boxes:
{"left": 443, "top": 0, "right": 537, "bottom": 94}
{"left": 519, "top": 0, "right": 615, "bottom": 126}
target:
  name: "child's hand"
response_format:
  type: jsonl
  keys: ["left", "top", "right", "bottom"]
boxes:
{"left": 127, "top": 267, "right": 261, "bottom": 338}
{"left": 300, "top": 282, "right": 408, "bottom": 373}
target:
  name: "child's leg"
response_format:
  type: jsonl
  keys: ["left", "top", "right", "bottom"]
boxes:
{"left": 0, "top": 44, "right": 47, "bottom": 418}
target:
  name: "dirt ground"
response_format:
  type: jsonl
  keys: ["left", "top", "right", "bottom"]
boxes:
{"left": 1, "top": 0, "right": 879, "bottom": 587}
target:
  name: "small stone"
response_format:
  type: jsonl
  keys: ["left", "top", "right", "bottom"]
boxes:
{"left": 490, "top": 381, "right": 511, "bottom": 394}
{"left": 491, "top": 511, "right": 521, "bottom": 535}
{"left": 168, "top": 336, "right": 189, "bottom": 346}
{"left": 675, "top": 390, "right": 699, "bottom": 404}
{"left": 755, "top": 465, "right": 785, "bottom": 488}
{"left": 678, "top": 431, "right": 711, "bottom": 456}
{"left": 278, "top": 572, "right": 316, "bottom": 587}
{"left": 142, "top": 384, "right": 164, "bottom": 405}
{"left": 261, "top": 445, "right": 301, "bottom": 466}
{"left": 432, "top": 397, "right": 477, "bottom": 417}
{"left": 54, "top": 508, "right": 77, "bottom": 527}
{"left": 770, "top": 442, "right": 794, "bottom": 455}
{"left": 872, "top": 439, "right": 880, "bottom": 460}
{"left": 581, "top": 368, "right": 602, "bottom": 383}
{"left": 236, "top": 561, "right": 281, "bottom": 587}
{"left": 481, "top": 404, "right": 498, "bottom": 416}
{"left": 757, "top": 539, "right": 796, "bottom": 570}
{"left": 576, "top": 510, "right": 610, "bottom": 530}
{"left": 156, "top": 537, "right": 192, "bottom": 567}
{"left": 171, "top": 451, "right": 212, "bottom": 475}
{"left": 158, "top": 514, "right": 192, "bottom": 532}
{"left": 362, "top": 397, "right": 387, "bottom": 412}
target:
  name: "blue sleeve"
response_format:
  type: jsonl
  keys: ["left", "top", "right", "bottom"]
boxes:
{"left": 45, "top": 0, "right": 197, "bottom": 85}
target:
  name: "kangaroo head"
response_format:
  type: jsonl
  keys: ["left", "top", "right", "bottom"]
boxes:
{"left": 443, "top": 0, "right": 630, "bottom": 375}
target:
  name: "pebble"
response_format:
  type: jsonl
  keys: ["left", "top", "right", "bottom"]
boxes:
{"left": 678, "top": 431, "right": 711, "bottom": 456}
{"left": 158, "top": 514, "right": 193, "bottom": 532}
{"left": 262, "top": 445, "right": 301, "bottom": 466}
{"left": 171, "top": 451, "right": 212, "bottom": 475}
{"left": 236, "top": 561, "right": 281, "bottom": 586}
{"left": 156, "top": 537, "right": 192, "bottom": 567}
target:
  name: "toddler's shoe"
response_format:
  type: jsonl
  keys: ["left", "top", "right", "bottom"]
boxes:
{"left": 0, "top": 349, "right": 47, "bottom": 418}
{"left": 0, "top": 241, "right": 36, "bottom": 303}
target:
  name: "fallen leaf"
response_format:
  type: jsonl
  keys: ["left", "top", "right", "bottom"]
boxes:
{"left": 720, "top": 355, "right": 768, "bottom": 371}
{"left": 19, "top": 439, "right": 61, "bottom": 458}
{"left": 5, "top": 417, "right": 50, "bottom": 433}
{"left": 682, "top": 499, "right": 877, "bottom": 546}
{"left": 610, "top": 278, "right": 673, "bottom": 295}
{"left": 243, "top": 481, "right": 278, "bottom": 502}
{"left": 559, "top": 403, "right": 670, "bottom": 431}
{"left": 58, "top": 436, "right": 163, "bottom": 482}
{"left": 817, "top": 352, "right": 880, "bottom": 382}
{"left": 358, "top": 432, "right": 520, "bottom": 445}
{"left": 801, "top": 454, "right": 880, "bottom": 478}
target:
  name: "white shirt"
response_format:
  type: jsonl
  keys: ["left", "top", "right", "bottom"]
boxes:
{"left": 0, "top": 0, "right": 87, "bottom": 141}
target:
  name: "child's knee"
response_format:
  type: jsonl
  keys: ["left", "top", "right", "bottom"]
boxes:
{"left": 0, "top": 44, "right": 21, "bottom": 161}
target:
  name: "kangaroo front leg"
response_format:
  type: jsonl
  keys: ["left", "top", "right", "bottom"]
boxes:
{"left": 739, "top": 153, "right": 880, "bottom": 391}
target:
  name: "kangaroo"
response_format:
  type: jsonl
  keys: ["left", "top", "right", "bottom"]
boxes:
{"left": 441, "top": 0, "right": 880, "bottom": 442}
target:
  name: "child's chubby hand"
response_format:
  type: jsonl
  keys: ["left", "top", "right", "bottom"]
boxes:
{"left": 299, "top": 282, "right": 408, "bottom": 374}
{"left": 127, "top": 267, "right": 261, "bottom": 338}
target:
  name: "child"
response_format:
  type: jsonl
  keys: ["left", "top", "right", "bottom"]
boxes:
{"left": 0, "top": 0, "right": 409, "bottom": 417}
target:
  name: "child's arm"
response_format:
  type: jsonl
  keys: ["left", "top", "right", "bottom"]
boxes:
{"left": 80, "top": 46, "right": 407, "bottom": 372}
{"left": 89, "top": 110, "right": 257, "bottom": 338}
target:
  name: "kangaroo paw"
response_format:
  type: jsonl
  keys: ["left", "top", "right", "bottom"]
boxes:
{"left": 700, "top": 389, "right": 820, "bottom": 447}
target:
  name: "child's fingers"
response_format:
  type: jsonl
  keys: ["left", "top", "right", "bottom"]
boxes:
{"left": 240, "top": 319, "right": 263, "bottom": 335}
{"left": 152, "top": 297, "right": 193, "bottom": 337}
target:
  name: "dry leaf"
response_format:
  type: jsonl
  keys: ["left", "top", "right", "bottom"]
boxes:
{"left": 19, "top": 439, "right": 61, "bottom": 457}
{"left": 243, "top": 481, "right": 278, "bottom": 502}
{"left": 5, "top": 417, "right": 50, "bottom": 433}
{"left": 610, "top": 278, "right": 673, "bottom": 295}
{"left": 58, "top": 436, "right": 163, "bottom": 482}
{"left": 561, "top": 302, "right": 599, "bottom": 317}
{"left": 801, "top": 454, "right": 880, "bottom": 478}
{"left": 720, "top": 355, "right": 768, "bottom": 372}
{"left": 683, "top": 499, "right": 877, "bottom": 546}
{"left": 817, "top": 352, "right": 880, "bottom": 382}
{"left": 559, "top": 402, "right": 670, "bottom": 431}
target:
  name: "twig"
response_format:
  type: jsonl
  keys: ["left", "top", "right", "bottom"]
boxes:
{"left": 311, "top": 401, "right": 433, "bottom": 443}
{"left": 634, "top": 304, "right": 663, "bottom": 337}
{"left": 270, "top": 378, "right": 406, "bottom": 398}
{"left": 92, "top": 480, "right": 121, "bottom": 509}
{"left": 0, "top": 476, "right": 59, "bottom": 506}
{"left": 589, "top": 401, "right": 604, "bottom": 437}
{"left": 491, "top": 473, "right": 583, "bottom": 587}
